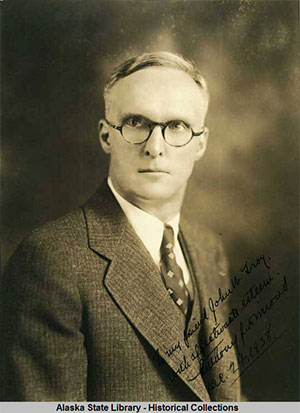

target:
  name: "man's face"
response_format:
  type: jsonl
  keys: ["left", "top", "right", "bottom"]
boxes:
{"left": 100, "top": 67, "right": 208, "bottom": 205}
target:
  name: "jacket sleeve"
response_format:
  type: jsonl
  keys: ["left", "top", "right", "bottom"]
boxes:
{"left": 0, "top": 231, "right": 88, "bottom": 401}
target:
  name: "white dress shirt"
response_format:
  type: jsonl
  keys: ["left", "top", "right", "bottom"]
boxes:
{"left": 107, "top": 177, "right": 192, "bottom": 289}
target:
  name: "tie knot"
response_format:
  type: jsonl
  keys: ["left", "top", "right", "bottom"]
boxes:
{"left": 161, "top": 225, "right": 175, "bottom": 255}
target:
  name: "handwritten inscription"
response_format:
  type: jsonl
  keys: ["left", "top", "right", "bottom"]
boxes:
{"left": 199, "top": 308, "right": 239, "bottom": 353}
{"left": 239, "top": 275, "right": 287, "bottom": 345}
{"left": 232, "top": 322, "right": 287, "bottom": 385}
{"left": 165, "top": 340, "right": 182, "bottom": 357}
{"left": 184, "top": 307, "right": 209, "bottom": 348}
{"left": 241, "top": 273, "right": 274, "bottom": 308}
{"left": 188, "top": 334, "right": 238, "bottom": 381}
{"left": 240, "top": 255, "right": 271, "bottom": 274}
{"left": 152, "top": 254, "right": 288, "bottom": 390}
{"left": 205, "top": 373, "right": 226, "bottom": 392}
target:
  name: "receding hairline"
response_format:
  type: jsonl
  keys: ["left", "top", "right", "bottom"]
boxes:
{"left": 103, "top": 52, "right": 210, "bottom": 107}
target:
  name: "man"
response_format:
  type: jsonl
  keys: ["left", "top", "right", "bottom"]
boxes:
{"left": 1, "top": 52, "right": 241, "bottom": 401}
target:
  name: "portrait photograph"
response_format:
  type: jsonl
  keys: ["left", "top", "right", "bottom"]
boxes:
{"left": 1, "top": 0, "right": 299, "bottom": 404}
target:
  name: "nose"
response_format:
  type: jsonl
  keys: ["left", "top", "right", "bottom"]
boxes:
{"left": 144, "top": 125, "right": 165, "bottom": 158}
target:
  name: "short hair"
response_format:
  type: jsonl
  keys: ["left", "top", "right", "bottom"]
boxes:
{"left": 104, "top": 51, "right": 209, "bottom": 113}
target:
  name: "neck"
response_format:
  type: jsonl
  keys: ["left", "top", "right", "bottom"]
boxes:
{"left": 129, "top": 193, "right": 184, "bottom": 223}
{"left": 110, "top": 178, "right": 185, "bottom": 223}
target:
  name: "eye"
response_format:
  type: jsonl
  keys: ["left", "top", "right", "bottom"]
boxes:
{"left": 168, "top": 120, "right": 189, "bottom": 132}
{"left": 124, "top": 117, "right": 144, "bottom": 128}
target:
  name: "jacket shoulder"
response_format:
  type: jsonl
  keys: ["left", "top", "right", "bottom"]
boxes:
{"left": 29, "top": 207, "right": 87, "bottom": 245}
{"left": 3, "top": 207, "right": 89, "bottom": 278}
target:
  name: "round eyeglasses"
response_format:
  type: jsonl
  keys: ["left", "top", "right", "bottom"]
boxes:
{"left": 105, "top": 116, "right": 205, "bottom": 147}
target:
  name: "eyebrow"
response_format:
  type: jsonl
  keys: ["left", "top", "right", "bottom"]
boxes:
{"left": 119, "top": 113, "right": 149, "bottom": 123}
{"left": 119, "top": 112, "right": 192, "bottom": 126}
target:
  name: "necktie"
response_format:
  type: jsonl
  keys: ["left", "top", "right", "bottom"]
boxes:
{"left": 160, "top": 225, "right": 190, "bottom": 316}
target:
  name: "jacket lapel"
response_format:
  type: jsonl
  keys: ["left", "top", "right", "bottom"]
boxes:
{"left": 83, "top": 182, "right": 210, "bottom": 400}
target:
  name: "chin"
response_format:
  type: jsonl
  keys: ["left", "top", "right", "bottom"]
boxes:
{"left": 131, "top": 184, "right": 178, "bottom": 202}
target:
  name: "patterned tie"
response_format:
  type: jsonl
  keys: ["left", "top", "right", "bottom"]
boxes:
{"left": 160, "top": 224, "right": 190, "bottom": 316}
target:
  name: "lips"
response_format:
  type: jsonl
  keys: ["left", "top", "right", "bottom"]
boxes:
{"left": 138, "top": 168, "right": 170, "bottom": 174}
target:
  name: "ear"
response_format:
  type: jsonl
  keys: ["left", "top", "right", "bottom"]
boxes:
{"left": 98, "top": 119, "right": 111, "bottom": 154}
{"left": 195, "top": 127, "right": 209, "bottom": 161}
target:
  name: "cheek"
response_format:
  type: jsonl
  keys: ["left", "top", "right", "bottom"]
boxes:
{"left": 110, "top": 142, "right": 137, "bottom": 174}
{"left": 172, "top": 150, "right": 196, "bottom": 177}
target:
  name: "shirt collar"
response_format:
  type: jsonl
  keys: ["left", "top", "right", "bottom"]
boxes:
{"left": 107, "top": 177, "right": 180, "bottom": 265}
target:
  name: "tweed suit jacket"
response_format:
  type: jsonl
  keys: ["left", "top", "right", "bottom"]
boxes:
{"left": 1, "top": 182, "right": 241, "bottom": 401}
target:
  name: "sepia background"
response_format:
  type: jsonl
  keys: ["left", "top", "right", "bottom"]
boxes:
{"left": 2, "top": 0, "right": 299, "bottom": 401}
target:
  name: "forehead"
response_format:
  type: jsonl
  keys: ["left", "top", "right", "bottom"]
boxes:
{"left": 107, "top": 67, "right": 208, "bottom": 123}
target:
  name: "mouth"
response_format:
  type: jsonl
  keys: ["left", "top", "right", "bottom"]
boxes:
{"left": 138, "top": 169, "right": 170, "bottom": 174}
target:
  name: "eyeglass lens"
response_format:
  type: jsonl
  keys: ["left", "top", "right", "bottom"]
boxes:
{"left": 122, "top": 121, "right": 192, "bottom": 146}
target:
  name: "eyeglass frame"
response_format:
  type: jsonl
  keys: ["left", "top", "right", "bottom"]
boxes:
{"left": 104, "top": 117, "right": 205, "bottom": 147}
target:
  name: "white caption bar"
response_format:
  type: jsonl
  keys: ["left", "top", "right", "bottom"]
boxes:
{"left": 0, "top": 402, "right": 299, "bottom": 413}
